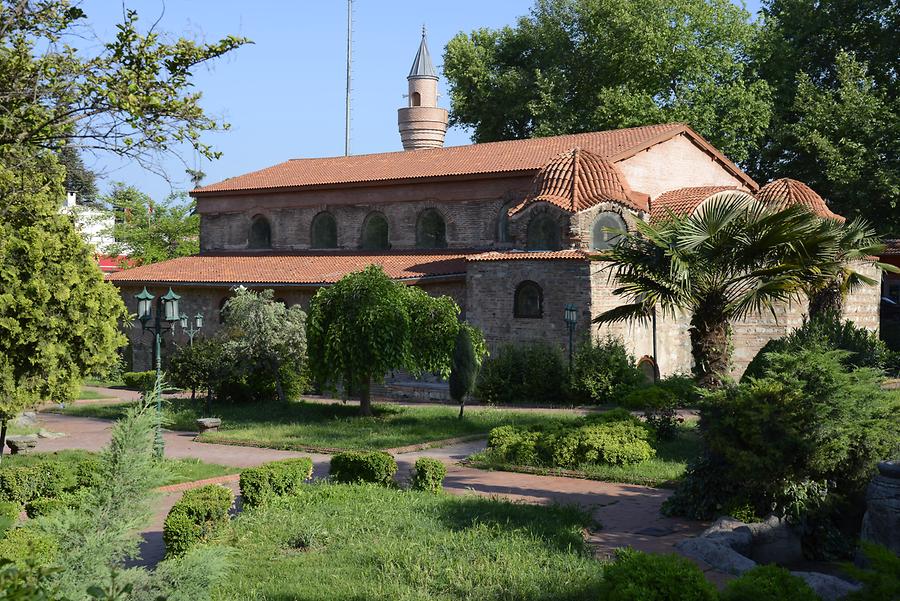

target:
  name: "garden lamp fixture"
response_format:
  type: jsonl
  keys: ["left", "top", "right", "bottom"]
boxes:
{"left": 179, "top": 312, "right": 204, "bottom": 345}
{"left": 564, "top": 303, "right": 577, "bottom": 371}
{"left": 132, "top": 287, "right": 183, "bottom": 458}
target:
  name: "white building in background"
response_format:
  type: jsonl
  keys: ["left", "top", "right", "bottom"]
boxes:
{"left": 61, "top": 191, "right": 115, "bottom": 254}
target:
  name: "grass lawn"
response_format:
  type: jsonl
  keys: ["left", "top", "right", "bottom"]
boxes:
{"left": 76, "top": 386, "right": 113, "bottom": 401}
{"left": 53, "top": 398, "right": 581, "bottom": 452}
{"left": 0, "top": 449, "right": 238, "bottom": 486}
{"left": 466, "top": 422, "right": 702, "bottom": 488}
{"left": 212, "top": 483, "right": 603, "bottom": 601}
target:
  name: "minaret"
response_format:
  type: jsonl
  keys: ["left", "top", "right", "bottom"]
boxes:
{"left": 398, "top": 27, "right": 448, "bottom": 150}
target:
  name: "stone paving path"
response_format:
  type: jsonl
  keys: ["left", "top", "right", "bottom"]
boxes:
{"left": 21, "top": 411, "right": 710, "bottom": 575}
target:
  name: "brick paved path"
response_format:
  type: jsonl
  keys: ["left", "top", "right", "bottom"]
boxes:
{"left": 24, "top": 412, "right": 709, "bottom": 572}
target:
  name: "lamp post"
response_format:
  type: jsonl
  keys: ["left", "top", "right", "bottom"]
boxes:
{"left": 564, "top": 303, "right": 578, "bottom": 372}
{"left": 135, "top": 286, "right": 181, "bottom": 458}
{"left": 179, "top": 312, "right": 204, "bottom": 345}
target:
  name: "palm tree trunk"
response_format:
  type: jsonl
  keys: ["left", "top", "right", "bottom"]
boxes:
{"left": 689, "top": 309, "right": 731, "bottom": 390}
{"left": 808, "top": 277, "right": 844, "bottom": 318}
{"left": 359, "top": 376, "right": 372, "bottom": 417}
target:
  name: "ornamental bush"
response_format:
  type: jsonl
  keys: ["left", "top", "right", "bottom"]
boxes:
{"left": 569, "top": 336, "right": 645, "bottom": 405}
{"left": 330, "top": 451, "right": 397, "bottom": 486}
{"left": 25, "top": 497, "right": 68, "bottom": 519}
{"left": 410, "top": 458, "right": 447, "bottom": 493}
{"left": 239, "top": 457, "right": 314, "bottom": 508}
{"left": 597, "top": 549, "right": 717, "bottom": 600}
{"left": 720, "top": 565, "right": 819, "bottom": 601}
{"left": 122, "top": 370, "right": 157, "bottom": 391}
{"left": 163, "top": 484, "right": 233, "bottom": 558}
{"left": 0, "top": 501, "right": 19, "bottom": 533}
{"left": 475, "top": 342, "right": 569, "bottom": 405}
{"left": 0, "top": 527, "right": 58, "bottom": 569}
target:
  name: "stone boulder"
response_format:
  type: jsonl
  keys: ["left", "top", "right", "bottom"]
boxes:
{"left": 13, "top": 412, "right": 37, "bottom": 427}
{"left": 860, "top": 460, "right": 900, "bottom": 555}
{"left": 196, "top": 418, "right": 222, "bottom": 433}
{"left": 676, "top": 537, "right": 756, "bottom": 575}
{"left": 6, "top": 434, "right": 38, "bottom": 455}
{"left": 792, "top": 571, "right": 861, "bottom": 601}
{"left": 745, "top": 515, "right": 803, "bottom": 565}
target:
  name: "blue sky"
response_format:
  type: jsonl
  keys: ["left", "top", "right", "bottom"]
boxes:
{"left": 79, "top": 1, "right": 763, "bottom": 201}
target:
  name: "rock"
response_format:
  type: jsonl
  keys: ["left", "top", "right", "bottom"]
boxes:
{"left": 791, "top": 571, "right": 860, "bottom": 601}
{"left": 675, "top": 537, "right": 757, "bottom": 575}
{"left": 700, "top": 517, "right": 753, "bottom": 554}
{"left": 36, "top": 429, "right": 66, "bottom": 439}
{"left": 6, "top": 435, "right": 38, "bottom": 455}
{"left": 13, "top": 412, "right": 37, "bottom": 427}
{"left": 196, "top": 418, "right": 222, "bottom": 433}
{"left": 746, "top": 515, "right": 803, "bottom": 565}
{"left": 860, "top": 463, "right": 900, "bottom": 555}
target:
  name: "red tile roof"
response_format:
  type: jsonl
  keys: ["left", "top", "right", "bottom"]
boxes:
{"left": 106, "top": 251, "right": 468, "bottom": 286}
{"left": 467, "top": 250, "right": 591, "bottom": 262}
{"left": 192, "top": 123, "right": 756, "bottom": 195}
{"left": 882, "top": 239, "right": 900, "bottom": 257}
{"left": 756, "top": 178, "right": 845, "bottom": 221}
{"left": 508, "top": 148, "right": 649, "bottom": 216}
{"left": 651, "top": 186, "right": 741, "bottom": 221}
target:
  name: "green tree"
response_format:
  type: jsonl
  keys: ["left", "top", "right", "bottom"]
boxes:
{"left": 594, "top": 193, "right": 832, "bottom": 389}
{"left": 221, "top": 289, "right": 307, "bottom": 404}
{"left": 749, "top": 0, "right": 899, "bottom": 234}
{"left": 448, "top": 325, "right": 486, "bottom": 419}
{"left": 0, "top": 149, "right": 128, "bottom": 462}
{"left": 307, "top": 265, "right": 466, "bottom": 416}
{"left": 102, "top": 185, "right": 199, "bottom": 265}
{"left": 58, "top": 144, "right": 99, "bottom": 206}
{"left": 443, "top": 0, "right": 771, "bottom": 162}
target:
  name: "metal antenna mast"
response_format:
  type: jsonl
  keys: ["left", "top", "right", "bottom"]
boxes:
{"left": 344, "top": 0, "right": 352, "bottom": 156}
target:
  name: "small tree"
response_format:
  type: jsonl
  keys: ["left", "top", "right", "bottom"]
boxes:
{"left": 221, "top": 289, "right": 307, "bottom": 404}
{"left": 307, "top": 266, "right": 465, "bottom": 416}
{"left": 449, "top": 325, "right": 485, "bottom": 419}
{"left": 169, "top": 338, "right": 227, "bottom": 414}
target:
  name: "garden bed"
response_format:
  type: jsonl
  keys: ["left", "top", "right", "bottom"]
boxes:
{"left": 52, "top": 398, "right": 580, "bottom": 452}
{"left": 210, "top": 483, "right": 604, "bottom": 600}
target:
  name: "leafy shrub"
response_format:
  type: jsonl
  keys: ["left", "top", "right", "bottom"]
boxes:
{"left": 569, "top": 336, "right": 645, "bottom": 405}
{"left": 410, "top": 458, "right": 446, "bottom": 493}
{"left": 486, "top": 414, "right": 655, "bottom": 469}
{"left": 598, "top": 548, "right": 717, "bottom": 600}
{"left": 0, "top": 467, "right": 39, "bottom": 505}
{"left": 239, "top": 457, "right": 314, "bottom": 508}
{"left": 0, "top": 501, "right": 20, "bottom": 534}
{"left": 744, "top": 312, "right": 889, "bottom": 381}
{"left": 168, "top": 338, "right": 225, "bottom": 399}
{"left": 720, "top": 565, "right": 819, "bottom": 600}
{"left": 330, "top": 451, "right": 397, "bottom": 486}
{"left": 0, "top": 527, "right": 58, "bottom": 568}
{"left": 73, "top": 456, "right": 102, "bottom": 489}
{"left": 655, "top": 373, "right": 703, "bottom": 406}
{"left": 844, "top": 542, "right": 900, "bottom": 601}
{"left": 475, "top": 342, "right": 568, "bottom": 405}
{"left": 621, "top": 385, "right": 673, "bottom": 410}
{"left": 122, "top": 370, "right": 157, "bottom": 391}
{"left": 25, "top": 497, "right": 69, "bottom": 519}
{"left": 163, "top": 484, "right": 233, "bottom": 558}
{"left": 667, "top": 348, "right": 899, "bottom": 541}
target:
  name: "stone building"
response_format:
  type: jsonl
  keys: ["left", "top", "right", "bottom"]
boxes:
{"left": 108, "top": 33, "right": 879, "bottom": 385}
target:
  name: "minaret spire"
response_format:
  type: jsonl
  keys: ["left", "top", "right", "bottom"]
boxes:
{"left": 398, "top": 27, "right": 448, "bottom": 150}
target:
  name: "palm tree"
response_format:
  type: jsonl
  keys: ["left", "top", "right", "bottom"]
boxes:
{"left": 593, "top": 194, "right": 833, "bottom": 389}
{"left": 803, "top": 217, "right": 896, "bottom": 317}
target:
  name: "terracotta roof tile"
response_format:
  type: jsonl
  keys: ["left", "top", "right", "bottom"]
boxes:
{"left": 467, "top": 250, "right": 591, "bottom": 262}
{"left": 508, "top": 148, "right": 649, "bottom": 216}
{"left": 756, "top": 178, "right": 845, "bottom": 221}
{"left": 106, "top": 251, "right": 468, "bottom": 286}
{"left": 882, "top": 239, "right": 900, "bottom": 256}
{"left": 651, "top": 186, "right": 740, "bottom": 221}
{"left": 192, "top": 123, "right": 755, "bottom": 195}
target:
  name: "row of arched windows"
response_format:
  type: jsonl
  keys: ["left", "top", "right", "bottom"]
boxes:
{"left": 247, "top": 209, "right": 449, "bottom": 250}
{"left": 525, "top": 211, "right": 627, "bottom": 251}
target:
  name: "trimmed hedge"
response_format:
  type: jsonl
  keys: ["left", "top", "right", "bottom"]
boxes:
{"left": 239, "top": 457, "right": 314, "bottom": 508}
{"left": 410, "top": 458, "right": 446, "bottom": 493}
{"left": 0, "top": 527, "right": 58, "bottom": 568}
{"left": 475, "top": 342, "right": 569, "bottom": 405}
{"left": 163, "top": 484, "right": 234, "bottom": 558}
{"left": 330, "top": 451, "right": 397, "bottom": 486}
{"left": 486, "top": 413, "right": 655, "bottom": 469}
{"left": 122, "top": 370, "right": 157, "bottom": 391}
{"left": 720, "top": 565, "right": 819, "bottom": 601}
{"left": 0, "top": 462, "right": 74, "bottom": 505}
{"left": 24, "top": 497, "right": 69, "bottom": 519}
{"left": 598, "top": 549, "right": 717, "bottom": 600}
{"left": 0, "top": 501, "right": 20, "bottom": 533}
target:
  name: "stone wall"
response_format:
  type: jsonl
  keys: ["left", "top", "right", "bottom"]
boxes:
{"left": 197, "top": 176, "right": 531, "bottom": 252}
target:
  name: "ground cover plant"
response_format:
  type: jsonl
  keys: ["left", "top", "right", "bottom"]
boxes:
{"left": 54, "top": 398, "right": 580, "bottom": 451}
{"left": 210, "top": 483, "right": 604, "bottom": 600}
{"left": 467, "top": 411, "right": 701, "bottom": 487}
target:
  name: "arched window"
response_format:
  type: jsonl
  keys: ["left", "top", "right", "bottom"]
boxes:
{"left": 248, "top": 215, "right": 272, "bottom": 249}
{"left": 526, "top": 214, "right": 561, "bottom": 250}
{"left": 361, "top": 213, "right": 389, "bottom": 250}
{"left": 311, "top": 212, "right": 338, "bottom": 248}
{"left": 591, "top": 212, "right": 626, "bottom": 250}
{"left": 411, "top": 92, "right": 421, "bottom": 106}
{"left": 415, "top": 209, "right": 447, "bottom": 249}
{"left": 514, "top": 281, "right": 543, "bottom": 318}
